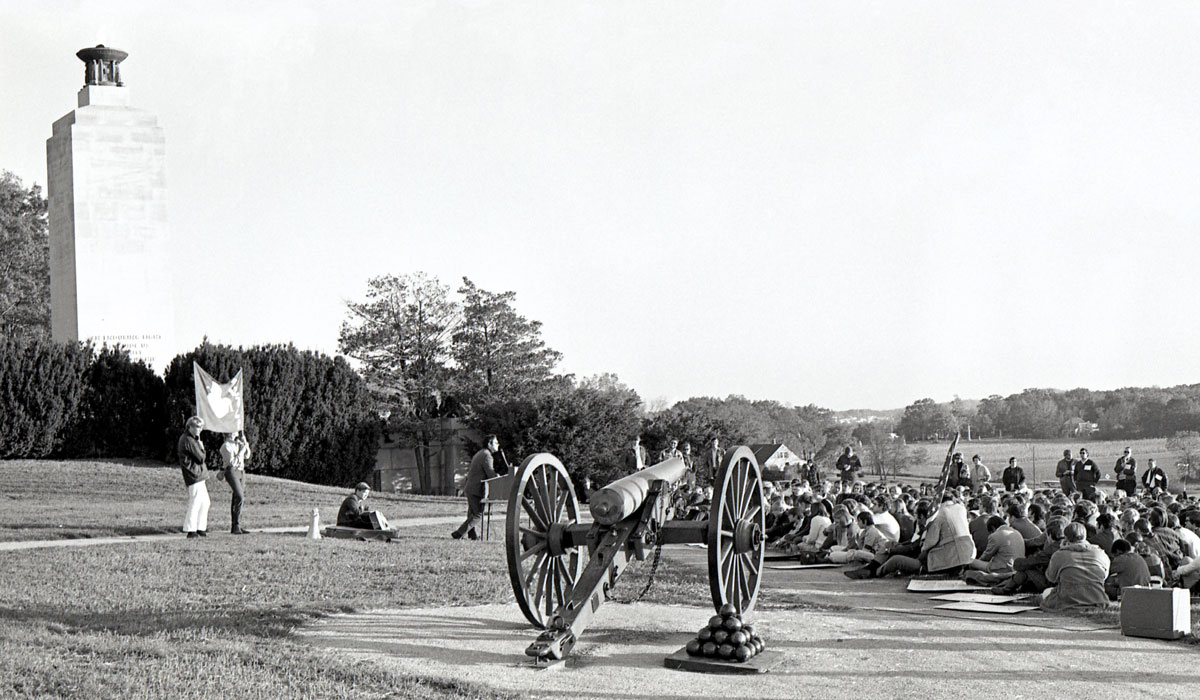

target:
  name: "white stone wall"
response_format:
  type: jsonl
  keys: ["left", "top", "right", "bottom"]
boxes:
{"left": 47, "top": 85, "right": 174, "bottom": 372}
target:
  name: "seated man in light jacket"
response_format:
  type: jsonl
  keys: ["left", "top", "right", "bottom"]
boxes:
{"left": 920, "top": 495, "right": 977, "bottom": 574}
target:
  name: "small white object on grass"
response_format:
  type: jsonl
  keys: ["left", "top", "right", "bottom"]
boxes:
{"left": 306, "top": 508, "right": 322, "bottom": 539}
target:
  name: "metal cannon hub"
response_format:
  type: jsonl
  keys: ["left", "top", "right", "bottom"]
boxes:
{"left": 503, "top": 447, "right": 767, "bottom": 664}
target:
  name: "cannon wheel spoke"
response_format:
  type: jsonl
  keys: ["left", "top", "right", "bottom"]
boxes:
{"left": 707, "top": 446, "right": 765, "bottom": 617}
{"left": 506, "top": 453, "right": 584, "bottom": 629}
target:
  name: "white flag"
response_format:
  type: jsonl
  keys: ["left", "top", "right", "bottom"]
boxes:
{"left": 193, "top": 362, "right": 244, "bottom": 433}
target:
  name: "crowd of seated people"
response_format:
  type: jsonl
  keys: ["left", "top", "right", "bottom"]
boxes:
{"left": 762, "top": 453, "right": 1200, "bottom": 611}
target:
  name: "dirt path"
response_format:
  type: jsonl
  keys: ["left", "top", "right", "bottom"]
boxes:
{"left": 298, "top": 547, "right": 1197, "bottom": 700}
{"left": 0, "top": 515, "right": 464, "bottom": 552}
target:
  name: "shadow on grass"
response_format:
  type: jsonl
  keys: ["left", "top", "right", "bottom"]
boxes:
{"left": 0, "top": 603, "right": 330, "bottom": 639}
{"left": 0, "top": 524, "right": 179, "bottom": 540}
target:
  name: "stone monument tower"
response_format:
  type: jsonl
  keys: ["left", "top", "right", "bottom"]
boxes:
{"left": 46, "top": 45, "right": 174, "bottom": 372}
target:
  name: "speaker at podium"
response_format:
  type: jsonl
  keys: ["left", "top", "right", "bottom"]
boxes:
{"left": 481, "top": 472, "right": 515, "bottom": 541}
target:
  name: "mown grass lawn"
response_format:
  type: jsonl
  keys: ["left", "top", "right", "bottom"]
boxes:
{"left": 0, "top": 459, "right": 710, "bottom": 698}
{"left": 0, "top": 460, "right": 461, "bottom": 542}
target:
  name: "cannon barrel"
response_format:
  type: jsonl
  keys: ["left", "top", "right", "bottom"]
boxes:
{"left": 588, "top": 458, "right": 687, "bottom": 525}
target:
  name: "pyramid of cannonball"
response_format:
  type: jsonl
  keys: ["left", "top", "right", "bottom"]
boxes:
{"left": 684, "top": 603, "right": 765, "bottom": 663}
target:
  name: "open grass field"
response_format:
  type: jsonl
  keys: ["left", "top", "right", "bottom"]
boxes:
{"left": 0, "top": 460, "right": 462, "bottom": 542}
{"left": 900, "top": 437, "right": 1190, "bottom": 487}
{"left": 0, "top": 459, "right": 700, "bottom": 698}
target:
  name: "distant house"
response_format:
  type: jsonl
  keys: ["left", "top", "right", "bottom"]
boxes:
{"left": 373, "top": 417, "right": 483, "bottom": 495}
{"left": 1064, "top": 418, "right": 1101, "bottom": 437}
{"left": 749, "top": 443, "right": 805, "bottom": 473}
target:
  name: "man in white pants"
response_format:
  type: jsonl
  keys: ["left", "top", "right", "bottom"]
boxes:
{"left": 179, "top": 416, "right": 211, "bottom": 538}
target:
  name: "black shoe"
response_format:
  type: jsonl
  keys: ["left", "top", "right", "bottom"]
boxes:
{"left": 467, "top": 529, "right": 479, "bottom": 541}
{"left": 186, "top": 532, "right": 199, "bottom": 539}
{"left": 197, "top": 530, "right": 208, "bottom": 537}
{"left": 844, "top": 567, "right": 874, "bottom": 580}
{"left": 231, "top": 528, "right": 249, "bottom": 535}
{"left": 451, "top": 530, "right": 463, "bottom": 540}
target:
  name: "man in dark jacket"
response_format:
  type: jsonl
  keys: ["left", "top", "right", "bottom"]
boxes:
{"left": 1002, "top": 457, "right": 1026, "bottom": 492}
{"left": 1074, "top": 448, "right": 1100, "bottom": 499}
{"left": 337, "top": 483, "right": 376, "bottom": 528}
{"left": 179, "top": 416, "right": 211, "bottom": 539}
{"left": 1143, "top": 458, "right": 1169, "bottom": 494}
{"left": 452, "top": 435, "right": 499, "bottom": 540}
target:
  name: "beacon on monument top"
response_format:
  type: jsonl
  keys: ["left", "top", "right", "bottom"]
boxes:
{"left": 76, "top": 45, "right": 128, "bottom": 87}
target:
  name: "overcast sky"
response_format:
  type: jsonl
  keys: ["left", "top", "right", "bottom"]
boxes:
{"left": 4, "top": 1, "right": 1200, "bottom": 410}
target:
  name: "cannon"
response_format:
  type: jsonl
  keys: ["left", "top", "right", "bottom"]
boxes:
{"left": 504, "top": 446, "right": 766, "bottom": 664}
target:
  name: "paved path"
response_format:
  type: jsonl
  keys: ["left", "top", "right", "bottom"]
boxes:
{"left": 0, "top": 515, "right": 464, "bottom": 552}
{"left": 299, "top": 545, "right": 1197, "bottom": 700}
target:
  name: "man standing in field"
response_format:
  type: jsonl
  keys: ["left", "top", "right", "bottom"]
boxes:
{"left": 1074, "top": 448, "right": 1100, "bottom": 499}
{"left": 836, "top": 446, "right": 863, "bottom": 493}
{"left": 1002, "top": 457, "right": 1026, "bottom": 492}
{"left": 1142, "top": 458, "right": 1169, "bottom": 494}
{"left": 1056, "top": 449, "right": 1077, "bottom": 494}
{"left": 1114, "top": 447, "right": 1138, "bottom": 497}
{"left": 452, "top": 434, "right": 500, "bottom": 540}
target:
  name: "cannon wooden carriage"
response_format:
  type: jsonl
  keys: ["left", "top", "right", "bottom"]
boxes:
{"left": 504, "top": 446, "right": 766, "bottom": 664}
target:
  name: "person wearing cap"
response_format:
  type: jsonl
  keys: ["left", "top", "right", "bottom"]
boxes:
{"left": 452, "top": 434, "right": 500, "bottom": 540}
{"left": 337, "top": 483, "right": 376, "bottom": 529}
{"left": 179, "top": 416, "right": 211, "bottom": 539}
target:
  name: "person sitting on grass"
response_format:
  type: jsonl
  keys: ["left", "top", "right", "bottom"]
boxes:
{"left": 1006, "top": 501, "right": 1042, "bottom": 541}
{"left": 783, "top": 501, "right": 831, "bottom": 552}
{"left": 991, "top": 516, "right": 1068, "bottom": 595}
{"left": 1090, "top": 512, "right": 1122, "bottom": 555}
{"left": 964, "top": 515, "right": 1025, "bottom": 585}
{"left": 917, "top": 494, "right": 975, "bottom": 576}
{"left": 832, "top": 511, "right": 891, "bottom": 566}
{"left": 1104, "top": 538, "right": 1151, "bottom": 600}
{"left": 1039, "top": 522, "right": 1110, "bottom": 611}
{"left": 337, "top": 482, "right": 387, "bottom": 530}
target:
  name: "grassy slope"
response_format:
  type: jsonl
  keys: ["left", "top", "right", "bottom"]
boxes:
{"left": 0, "top": 460, "right": 461, "bottom": 542}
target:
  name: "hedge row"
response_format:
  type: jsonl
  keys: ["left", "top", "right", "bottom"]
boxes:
{"left": 0, "top": 337, "right": 381, "bottom": 486}
{"left": 163, "top": 342, "right": 381, "bottom": 486}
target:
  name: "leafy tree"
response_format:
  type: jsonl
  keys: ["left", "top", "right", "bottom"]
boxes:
{"left": 339, "top": 273, "right": 459, "bottom": 492}
{"left": 0, "top": 172, "right": 49, "bottom": 338}
{"left": 898, "top": 398, "right": 953, "bottom": 441}
{"left": 451, "top": 277, "right": 561, "bottom": 406}
{"left": 853, "top": 421, "right": 917, "bottom": 480}
{"left": 1166, "top": 431, "right": 1200, "bottom": 484}
{"left": 470, "top": 374, "right": 643, "bottom": 490}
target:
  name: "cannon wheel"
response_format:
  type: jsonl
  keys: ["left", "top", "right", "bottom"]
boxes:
{"left": 505, "top": 453, "right": 584, "bottom": 629}
{"left": 707, "top": 446, "right": 766, "bottom": 615}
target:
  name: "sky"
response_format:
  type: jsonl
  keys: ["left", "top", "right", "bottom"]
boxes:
{"left": 3, "top": 1, "right": 1200, "bottom": 411}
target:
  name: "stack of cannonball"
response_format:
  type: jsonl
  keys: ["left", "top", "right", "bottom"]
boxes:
{"left": 684, "top": 604, "right": 765, "bottom": 662}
